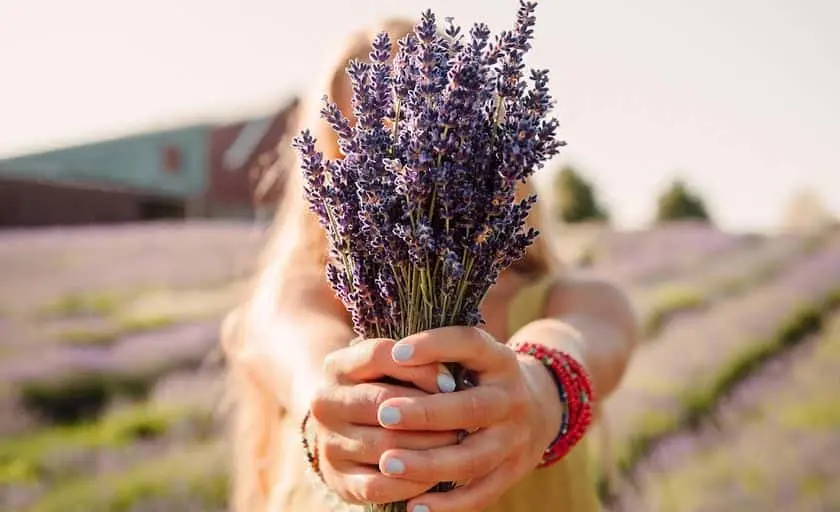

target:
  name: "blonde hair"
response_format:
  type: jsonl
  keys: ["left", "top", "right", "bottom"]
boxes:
{"left": 222, "top": 17, "right": 562, "bottom": 512}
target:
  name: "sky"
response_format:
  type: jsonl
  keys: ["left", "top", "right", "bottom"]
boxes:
{"left": 1, "top": 0, "right": 838, "bottom": 230}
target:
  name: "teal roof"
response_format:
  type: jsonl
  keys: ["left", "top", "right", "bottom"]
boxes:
{"left": 0, "top": 126, "right": 210, "bottom": 198}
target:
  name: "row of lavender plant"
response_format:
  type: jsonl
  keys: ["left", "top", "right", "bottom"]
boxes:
{"left": 0, "top": 370, "right": 224, "bottom": 510}
{"left": 631, "top": 232, "right": 822, "bottom": 324}
{"left": 613, "top": 313, "right": 840, "bottom": 511}
{"left": 0, "top": 221, "right": 263, "bottom": 314}
{"left": 584, "top": 223, "right": 752, "bottom": 286}
{"left": 1, "top": 437, "right": 228, "bottom": 512}
{"left": 596, "top": 233, "right": 840, "bottom": 476}
{"left": 660, "top": 232, "right": 822, "bottom": 292}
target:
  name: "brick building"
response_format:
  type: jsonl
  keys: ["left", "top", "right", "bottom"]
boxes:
{"left": 0, "top": 97, "right": 299, "bottom": 228}
{"left": 206, "top": 97, "right": 300, "bottom": 220}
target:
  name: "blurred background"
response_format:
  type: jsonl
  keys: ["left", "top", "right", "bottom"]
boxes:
{"left": 0, "top": 1, "right": 838, "bottom": 511}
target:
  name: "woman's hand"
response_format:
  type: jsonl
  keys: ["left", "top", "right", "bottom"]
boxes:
{"left": 374, "top": 327, "right": 564, "bottom": 512}
{"left": 309, "top": 337, "right": 461, "bottom": 505}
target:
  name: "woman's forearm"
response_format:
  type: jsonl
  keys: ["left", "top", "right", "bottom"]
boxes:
{"left": 511, "top": 278, "right": 639, "bottom": 400}
{"left": 224, "top": 290, "right": 353, "bottom": 512}
{"left": 248, "top": 281, "right": 355, "bottom": 420}
{"left": 271, "top": 311, "right": 354, "bottom": 415}
{"left": 521, "top": 315, "right": 631, "bottom": 399}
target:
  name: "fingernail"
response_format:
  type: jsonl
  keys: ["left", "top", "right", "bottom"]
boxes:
{"left": 437, "top": 372, "right": 456, "bottom": 393}
{"left": 378, "top": 406, "right": 401, "bottom": 426}
{"left": 384, "top": 457, "right": 405, "bottom": 475}
{"left": 392, "top": 344, "right": 414, "bottom": 362}
{"left": 413, "top": 505, "right": 430, "bottom": 512}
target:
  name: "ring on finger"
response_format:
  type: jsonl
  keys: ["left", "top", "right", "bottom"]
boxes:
{"left": 456, "top": 426, "right": 481, "bottom": 444}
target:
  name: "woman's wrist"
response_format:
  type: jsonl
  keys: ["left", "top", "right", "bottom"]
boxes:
{"left": 511, "top": 318, "right": 581, "bottom": 450}
{"left": 517, "top": 354, "right": 565, "bottom": 457}
{"left": 509, "top": 319, "right": 596, "bottom": 468}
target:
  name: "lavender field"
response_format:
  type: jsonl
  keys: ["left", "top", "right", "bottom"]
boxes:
{"left": 1, "top": 220, "right": 838, "bottom": 511}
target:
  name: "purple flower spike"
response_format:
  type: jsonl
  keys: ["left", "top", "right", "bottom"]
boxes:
{"left": 294, "top": 0, "right": 562, "bottom": 343}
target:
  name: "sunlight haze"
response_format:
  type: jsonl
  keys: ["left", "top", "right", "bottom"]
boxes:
{"left": 1, "top": 0, "right": 837, "bottom": 230}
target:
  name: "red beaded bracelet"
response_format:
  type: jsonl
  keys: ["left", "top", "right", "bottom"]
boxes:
{"left": 511, "top": 342, "right": 595, "bottom": 468}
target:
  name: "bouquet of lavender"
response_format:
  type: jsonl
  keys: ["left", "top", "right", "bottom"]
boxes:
{"left": 293, "top": 2, "right": 561, "bottom": 510}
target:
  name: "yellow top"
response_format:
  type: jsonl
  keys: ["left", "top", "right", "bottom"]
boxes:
{"left": 271, "top": 275, "right": 601, "bottom": 511}
{"left": 485, "top": 274, "right": 601, "bottom": 512}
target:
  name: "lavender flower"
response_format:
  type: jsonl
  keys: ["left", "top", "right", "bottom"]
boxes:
{"left": 293, "top": 2, "right": 561, "bottom": 510}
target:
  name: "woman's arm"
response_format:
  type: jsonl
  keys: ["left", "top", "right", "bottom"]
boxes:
{"left": 509, "top": 276, "right": 639, "bottom": 401}
{"left": 248, "top": 276, "right": 356, "bottom": 419}
{"left": 224, "top": 277, "right": 355, "bottom": 511}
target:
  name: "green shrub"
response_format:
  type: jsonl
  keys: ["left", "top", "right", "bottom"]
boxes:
{"left": 118, "top": 314, "right": 176, "bottom": 332}
{"left": 19, "top": 347, "right": 207, "bottom": 424}
{"left": 55, "top": 329, "right": 118, "bottom": 347}
{"left": 39, "top": 293, "right": 121, "bottom": 318}
{"left": 20, "top": 373, "right": 152, "bottom": 424}
{"left": 654, "top": 178, "right": 712, "bottom": 224}
{"left": 681, "top": 304, "right": 822, "bottom": 427}
{"left": 55, "top": 314, "right": 176, "bottom": 348}
{"left": 0, "top": 405, "right": 213, "bottom": 485}
{"left": 643, "top": 286, "right": 707, "bottom": 337}
{"left": 24, "top": 441, "right": 228, "bottom": 512}
{"left": 553, "top": 166, "right": 610, "bottom": 224}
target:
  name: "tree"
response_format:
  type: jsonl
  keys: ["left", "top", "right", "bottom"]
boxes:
{"left": 654, "top": 178, "right": 712, "bottom": 224}
{"left": 553, "top": 166, "right": 610, "bottom": 224}
{"left": 779, "top": 188, "right": 838, "bottom": 233}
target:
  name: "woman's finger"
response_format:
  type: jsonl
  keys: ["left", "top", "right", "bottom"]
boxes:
{"left": 376, "top": 385, "right": 512, "bottom": 431}
{"left": 405, "top": 456, "right": 517, "bottom": 512}
{"left": 323, "top": 338, "right": 394, "bottom": 382}
{"left": 331, "top": 463, "right": 435, "bottom": 505}
{"left": 392, "top": 327, "right": 517, "bottom": 380}
{"left": 378, "top": 425, "right": 511, "bottom": 484}
{"left": 312, "top": 381, "right": 428, "bottom": 426}
{"left": 325, "top": 338, "right": 456, "bottom": 393}
{"left": 321, "top": 424, "right": 459, "bottom": 465}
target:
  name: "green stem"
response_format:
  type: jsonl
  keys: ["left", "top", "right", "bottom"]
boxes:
{"left": 389, "top": 262, "right": 408, "bottom": 333}
{"left": 367, "top": 503, "right": 408, "bottom": 512}
{"left": 392, "top": 99, "right": 401, "bottom": 141}
{"left": 449, "top": 255, "right": 475, "bottom": 325}
{"left": 322, "top": 200, "right": 357, "bottom": 308}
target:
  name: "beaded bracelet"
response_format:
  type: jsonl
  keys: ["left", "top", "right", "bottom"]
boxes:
{"left": 300, "top": 410, "right": 325, "bottom": 483}
{"left": 511, "top": 342, "right": 595, "bottom": 468}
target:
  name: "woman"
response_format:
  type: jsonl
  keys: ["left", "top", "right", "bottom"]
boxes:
{"left": 222, "top": 17, "right": 638, "bottom": 512}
